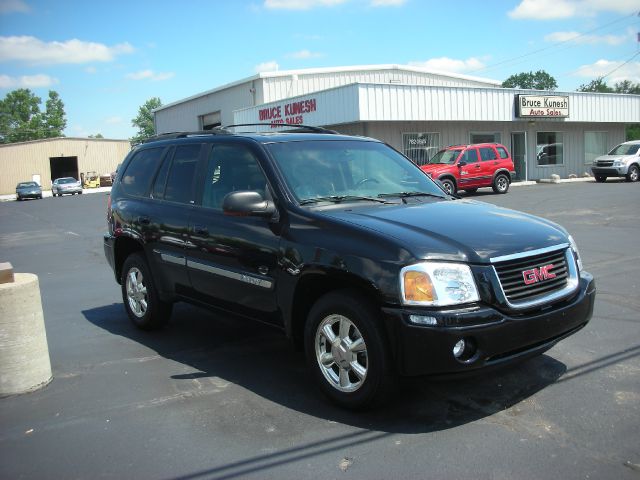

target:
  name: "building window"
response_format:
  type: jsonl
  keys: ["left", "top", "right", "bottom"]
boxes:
{"left": 402, "top": 132, "right": 440, "bottom": 166}
{"left": 584, "top": 132, "right": 607, "bottom": 165}
{"left": 200, "top": 111, "right": 221, "bottom": 130}
{"left": 536, "top": 132, "right": 564, "bottom": 166}
{"left": 470, "top": 132, "right": 501, "bottom": 144}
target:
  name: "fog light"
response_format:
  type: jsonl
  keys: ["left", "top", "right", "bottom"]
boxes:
{"left": 409, "top": 315, "right": 438, "bottom": 326}
{"left": 453, "top": 339, "right": 466, "bottom": 358}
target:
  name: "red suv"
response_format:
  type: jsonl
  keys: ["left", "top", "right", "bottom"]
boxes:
{"left": 420, "top": 143, "right": 515, "bottom": 195}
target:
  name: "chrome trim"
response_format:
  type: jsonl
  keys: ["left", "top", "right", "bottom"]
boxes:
{"left": 492, "top": 247, "right": 579, "bottom": 310}
{"left": 489, "top": 243, "right": 569, "bottom": 264}
{"left": 186, "top": 259, "right": 273, "bottom": 289}
{"left": 154, "top": 250, "right": 186, "bottom": 266}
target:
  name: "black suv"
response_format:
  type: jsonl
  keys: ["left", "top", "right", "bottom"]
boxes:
{"left": 104, "top": 126, "right": 595, "bottom": 409}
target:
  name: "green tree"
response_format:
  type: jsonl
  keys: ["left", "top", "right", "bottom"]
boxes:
{"left": 577, "top": 77, "right": 613, "bottom": 93}
{"left": 502, "top": 70, "right": 558, "bottom": 90}
{"left": 0, "top": 88, "right": 67, "bottom": 143}
{"left": 613, "top": 80, "right": 640, "bottom": 95}
{"left": 88, "top": 133, "right": 104, "bottom": 138}
{"left": 131, "top": 97, "right": 162, "bottom": 143}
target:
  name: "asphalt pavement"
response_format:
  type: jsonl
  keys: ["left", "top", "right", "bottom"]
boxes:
{"left": 0, "top": 182, "right": 639, "bottom": 480}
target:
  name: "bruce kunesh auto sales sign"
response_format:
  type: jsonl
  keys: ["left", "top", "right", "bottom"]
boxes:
{"left": 517, "top": 95, "right": 569, "bottom": 118}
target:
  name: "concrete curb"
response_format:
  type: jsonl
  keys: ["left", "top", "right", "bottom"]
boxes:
{"left": 538, "top": 177, "right": 595, "bottom": 184}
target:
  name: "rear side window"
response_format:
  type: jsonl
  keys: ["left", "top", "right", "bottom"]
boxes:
{"left": 122, "top": 148, "right": 164, "bottom": 197}
{"left": 479, "top": 147, "right": 497, "bottom": 161}
{"left": 163, "top": 144, "right": 201, "bottom": 204}
{"left": 497, "top": 146, "right": 509, "bottom": 159}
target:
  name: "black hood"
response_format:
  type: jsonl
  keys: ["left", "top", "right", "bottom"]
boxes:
{"left": 320, "top": 199, "right": 568, "bottom": 264}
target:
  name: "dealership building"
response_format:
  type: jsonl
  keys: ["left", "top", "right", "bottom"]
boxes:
{"left": 0, "top": 137, "right": 130, "bottom": 195}
{"left": 154, "top": 64, "right": 640, "bottom": 181}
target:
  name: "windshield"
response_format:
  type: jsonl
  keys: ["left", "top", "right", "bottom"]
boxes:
{"left": 608, "top": 144, "right": 640, "bottom": 156}
{"left": 58, "top": 178, "right": 77, "bottom": 184}
{"left": 428, "top": 149, "right": 461, "bottom": 165}
{"left": 18, "top": 182, "right": 37, "bottom": 188}
{"left": 266, "top": 140, "right": 446, "bottom": 203}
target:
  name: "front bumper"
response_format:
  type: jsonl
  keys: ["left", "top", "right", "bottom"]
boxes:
{"left": 17, "top": 191, "right": 41, "bottom": 199}
{"left": 591, "top": 166, "right": 627, "bottom": 177}
{"left": 382, "top": 272, "right": 595, "bottom": 376}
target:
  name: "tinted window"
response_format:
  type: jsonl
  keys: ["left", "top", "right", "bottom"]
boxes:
{"left": 497, "top": 146, "right": 509, "bottom": 159}
{"left": 122, "top": 148, "right": 164, "bottom": 197}
{"left": 461, "top": 148, "right": 478, "bottom": 163}
{"left": 608, "top": 143, "right": 640, "bottom": 156}
{"left": 151, "top": 148, "right": 173, "bottom": 199}
{"left": 202, "top": 144, "right": 267, "bottom": 210}
{"left": 479, "top": 147, "right": 497, "bottom": 161}
{"left": 164, "top": 144, "right": 201, "bottom": 204}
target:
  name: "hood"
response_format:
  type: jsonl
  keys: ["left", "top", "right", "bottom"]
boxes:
{"left": 420, "top": 164, "right": 455, "bottom": 176}
{"left": 321, "top": 199, "right": 568, "bottom": 264}
{"left": 594, "top": 154, "right": 635, "bottom": 163}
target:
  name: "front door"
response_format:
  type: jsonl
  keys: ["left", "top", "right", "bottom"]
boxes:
{"left": 511, "top": 132, "right": 527, "bottom": 181}
{"left": 186, "top": 142, "right": 281, "bottom": 321}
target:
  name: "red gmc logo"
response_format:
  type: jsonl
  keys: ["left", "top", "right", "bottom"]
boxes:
{"left": 522, "top": 264, "right": 556, "bottom": 285}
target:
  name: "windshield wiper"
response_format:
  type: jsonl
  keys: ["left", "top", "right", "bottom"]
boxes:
{"left": 378, "top": 191, "right": 447, "bottom": 200}
{"left": 299, "top": 195, "right": 392, "bottom": 205}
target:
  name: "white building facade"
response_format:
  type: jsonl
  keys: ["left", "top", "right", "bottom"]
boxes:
{"left": 154, "top": 65, "right": 640, "bottom": 181}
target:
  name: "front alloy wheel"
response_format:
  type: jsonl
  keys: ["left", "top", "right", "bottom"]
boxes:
{"left": 627, "top": 165, "right": 639, "bottom": 182}
{"left": 315, "top": 314, "right": 368, "bottom": 392}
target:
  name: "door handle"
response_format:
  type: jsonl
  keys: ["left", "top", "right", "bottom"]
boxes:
{"left": 138, "top": 215, "right": 150, "bottom": 225}
{"left": 193, "top": 225, "right": 208, "bottom": 236}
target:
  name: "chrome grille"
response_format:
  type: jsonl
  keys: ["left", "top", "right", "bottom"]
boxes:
{"left": 596, "top": 160, "right": 614, "bottom": 167}
{"left": 493, "top": 248, "right": 570, "bottom": 304}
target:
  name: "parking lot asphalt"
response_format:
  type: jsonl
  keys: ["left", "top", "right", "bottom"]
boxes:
{"left": 0, "top": 182, "right": 639, "bottom": 480}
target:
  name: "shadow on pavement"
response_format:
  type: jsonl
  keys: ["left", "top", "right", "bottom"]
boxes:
{"left": 83, "top": 302, "right": 566, "bottom": 434}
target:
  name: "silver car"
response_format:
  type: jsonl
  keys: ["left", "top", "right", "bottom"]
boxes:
{"left": 591, "top": 140, "right": 640, "bottom": 183}
{"left": 52, "top": 177, "right": 83, "bottom": 196}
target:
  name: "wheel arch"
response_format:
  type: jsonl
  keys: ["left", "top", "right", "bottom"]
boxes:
{"left": 113, "top": 236, "right": 145, "bottom": 284}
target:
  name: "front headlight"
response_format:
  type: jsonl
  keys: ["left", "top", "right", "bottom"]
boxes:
{"left": 613, "top": 160, "right": 623, "bottom": 167}
{"left": 568, "top": 235, "right": 583, "bottom": 271}
{"left": 400, "top": 262, "right": 479, "bottom": 307}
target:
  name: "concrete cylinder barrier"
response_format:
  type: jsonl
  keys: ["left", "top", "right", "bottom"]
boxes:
{"left": 0, "top": 273, "right": 52, "bottom": 396}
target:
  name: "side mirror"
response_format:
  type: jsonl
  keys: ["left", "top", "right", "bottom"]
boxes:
{"left": 222, "top": 191, "right": 277, "bottom": 218}
{"left": 457, "top": 161, "right": 467, "bottom": 167}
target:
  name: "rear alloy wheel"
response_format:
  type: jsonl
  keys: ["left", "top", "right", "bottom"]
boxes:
{"left": 492, "top": 174, "right": 510, "bottom": 194}
{"left": 305, "top": 290, "right": 395, "bottom": 409}
{"left": 121, "top": 253, "right": 172, "bottom": 330}
{"left": 626, "top": 165, "right": 639, "bottom": 182}
{"left": 440, "top": 178, "right": 456, "bottom": 195}
{"left": 595, "top": 175, "right": 607, "bottom": 183}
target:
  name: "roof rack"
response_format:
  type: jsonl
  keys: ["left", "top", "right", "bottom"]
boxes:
{"left": 140, "top": 128, "right": 230, "bottom": 144}
{"left": 224, "top": 123, "right": 338, "bottom": 134}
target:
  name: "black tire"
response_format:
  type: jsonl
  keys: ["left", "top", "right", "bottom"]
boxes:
{"left": 464, "top": 188, "right": 478, "bottom": 194}
{"left": 16, "top": 197, "right": 22, "bottom": 201}
{"left": 304, "top": 290, "right": 395, "bottom": 410}
{"left": 492, "top": 173, "right": 510, "bottom": 194}
{"left": 440, "top": 178, "right": 456, "bottom": 195}
{"left": 595, "top": 175, "right": 606, "bottom": 183}
{"left": 121, "top": 253, "right": 172, "bottom": 330}
{"left": 626, "top": 165, "right": 639, "bottom": 182}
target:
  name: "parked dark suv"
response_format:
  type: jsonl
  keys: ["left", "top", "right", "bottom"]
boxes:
{"left": 104, "top": 126, "right": 595, "bottom": 409}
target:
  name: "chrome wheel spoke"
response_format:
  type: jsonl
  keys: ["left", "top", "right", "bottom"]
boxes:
{"left": 338, "top": 318, "right": 350, "bottom": 340}
{"left": 320, "top": 352, "right": 334, "bottom": 367}
{"left": 349, "top": 337, "right": 365, "bottom": 353}
{"left": 339, "top": 368, "right": 351, "bottom": 388}
{"left": 322, "top": 324, "right": 337, "bottom": 343}
{"left": 350, "top": 361, "right": 366, "bottom": 380}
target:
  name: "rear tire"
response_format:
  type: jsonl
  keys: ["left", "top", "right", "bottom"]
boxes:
{"left": 492, "top": 174, "right": 510, "bottom": 194}
{"left": 595, "top": 175, "right": 606, "bottom": 183}
{"left": 626, "top": 165, "right": 639, "bottom": 182}
{"left": 304, "top": 290, "right": 395, "bottom": 410}
{"left": 121, "top": 253, "right": 172, "bottom": 330}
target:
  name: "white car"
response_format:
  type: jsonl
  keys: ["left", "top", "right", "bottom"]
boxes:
{"left": 591, "top": 140, "right": 640, "bottom": 183}
{"left": 52, "top": 177, "right": 83, "bottom": 196}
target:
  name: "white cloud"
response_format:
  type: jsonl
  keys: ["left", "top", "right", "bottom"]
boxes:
{"left": 573, "top": 59, "right": 640, "bottom": 83}
{"left": 509, "top": 0, "right": 639, "bottom": 19}
{"left": 286, "top": 49, "right": 324, "bottom": 59}
{"left": 264, "top": 0, "right": 346, "bottom": 9}
{"left": 370, "top": 0, "right": 406, "bottom": 6}
{"left": 0, "top": 36, "right": 134, "bottom": 65}
{"left": 409, "top": 56, "right": 486, "bottom": 73}
{"left": 544, "top": 30, "right": 632, "bottom": 45}
{"left": 125, "top": 69, "right": 174, "bottom": 81}
{"left": 0, "top": 0, "right": 30, "bottom": 14}
{"left": 255, "top": 61, "right": 279, "bottom": 73}
{"left": 0, "top": 73, "right": 58, "bottom": 88}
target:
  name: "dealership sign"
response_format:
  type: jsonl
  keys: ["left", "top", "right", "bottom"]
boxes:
{"left": 258, "top": 98, "right": 318, "bottom": 127}
{"left": 517, "top": 95, "right": 569, "bottom": 118}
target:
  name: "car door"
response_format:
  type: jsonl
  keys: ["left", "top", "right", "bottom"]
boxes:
{"left": 186, "top": 141, "right": 281, "bottom": 322}
{"left": 478, "top": 146, "right": 500, "bottom": 187}
{"left": 457, "top": 147, "right": 481, "bottom": 189}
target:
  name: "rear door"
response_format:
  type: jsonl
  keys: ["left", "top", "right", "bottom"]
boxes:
{"left": 186, "top": 141, "right": 281, "bottom": 321}
{"left": 477, "top": 146, "right": 500, "bottom": 187}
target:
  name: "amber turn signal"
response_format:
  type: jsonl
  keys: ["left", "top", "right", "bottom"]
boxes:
{"left": 403, "top": 271, "right": 436, "bottom": 302}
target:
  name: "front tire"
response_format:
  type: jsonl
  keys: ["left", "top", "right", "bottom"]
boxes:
{"left": 121, "top": 253, "right": 172, "bottom": 330}
{"left": 440, "top": 178, "right": 456, "bottom": 195}
{"left": 595, "top": 175, "right": 606, "bottom": 183}
{"left": 626, "top": 165, "right": 639, "bottom": 182}
{"left": 492, "top": 173, "right": 510, "bottom": 194}
{"left": 304, "top": 290, "right": 395, "bottom": 409}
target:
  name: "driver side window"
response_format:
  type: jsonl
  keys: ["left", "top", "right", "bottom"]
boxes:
{"left": 461, "top": 148, "right": 478, "bottom": 163}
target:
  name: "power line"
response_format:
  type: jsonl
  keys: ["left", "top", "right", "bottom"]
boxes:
{"left": 600, "top": 51, "right": 640, "bottom": 80}
{"left": 469, "top": 11, "right": 638, "bottom": 75}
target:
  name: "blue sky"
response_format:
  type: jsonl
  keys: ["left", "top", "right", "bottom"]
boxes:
{"left": 1, "top": 0, "right": 638, "bottom": 139}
